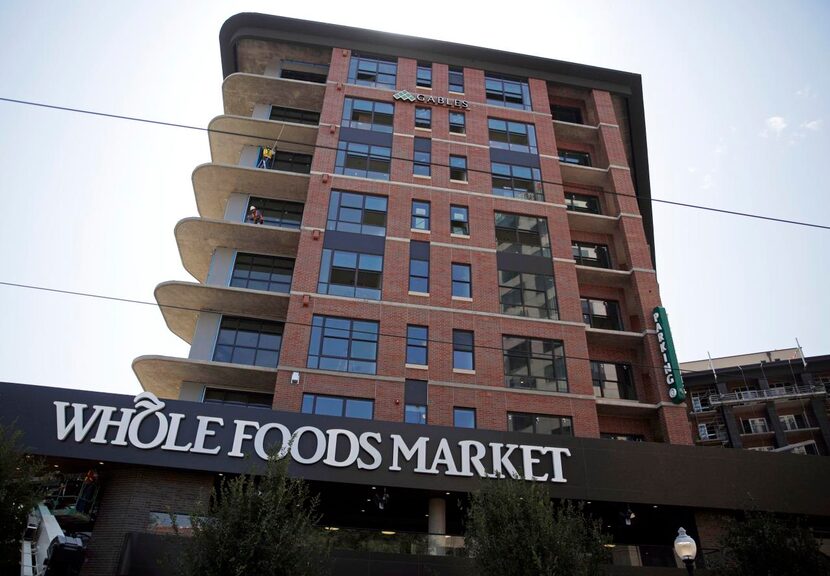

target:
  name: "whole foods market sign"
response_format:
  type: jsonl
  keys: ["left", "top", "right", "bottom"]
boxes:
{"left": 653, "top": 306, "right": 686, "bottom": 403}
{"left": 393, "top": 89, "right": 469, "bottom": 109}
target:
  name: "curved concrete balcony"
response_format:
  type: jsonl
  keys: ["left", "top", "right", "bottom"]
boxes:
{"left": 133, "top": 355, "right": 278, "bottom": 399}
{"left": 208, "top": 115, "right": 317, "bottom": 165}
{"left": 192, "top": 163, "right": 310, "bottom": 219}
{"left": 155, "top": 281, "right": 290, "bottom": 343}
{"left": 566, "top": 210, "right": 620, "bottom": 235}
{"left": 559, "top": 162, "right": 611, "bottom": 189}
{"left": 222, "top": 72, "right": 327, "bottom": 117}
{"left": 552, "top": 120, "right": 599, "bottom": 146}
{"left": 585, "top": 326, "right": 644, "bottom": 349}
{"left": 175, "top": 217, "right": 300, "bottom": 282}
{"left": 575, "top": 265, "right": 632, "bottom": 288}
{"left": 595, "top": 398, "right": 660, "bottom": 417}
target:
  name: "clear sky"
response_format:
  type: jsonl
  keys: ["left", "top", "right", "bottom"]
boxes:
{"left": 0, "top": 1, "right": 828, "bottom": 394}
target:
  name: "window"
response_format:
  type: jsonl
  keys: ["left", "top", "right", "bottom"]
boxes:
{"left": 600, "top": 433, "right": 644, "bottom": 442}
{"left": 558, "top": 149, "right": 592, "bottom": 167}
{"left": 271, "top": 150, "right": 313, "bottom": 174}
{"left": 406, "top": 325, "right": 428, "bottom": 366}
{"left": 269, "top": 106, "right": 320, "bottom": 125}
{"left": 411, "top": 200, "right": 431, "bottom": 231}
{"left": 307, "top": 315, "right": 379, "bottom": 374}
{"left": 454, "top": 408, "right": 476, "bottom": 429}
{"left": 779, "top": 413, "right": 809, "bottom": 431}
{"left": 450, "top": 205, "right": 469, "bottom": 235}
{"left": 551, "top": 105, "right": 583, "bottom": 124}
{"left": 213, "top": 317, "right": 283, "bottom": 368}
{"left": 416, "top": 62, "right": 432, "bottom": 88}
{"left": 565, "top": 192, "right": 601, "bottom": 214}
{"left": 494, "top": 212, "right": 551, "bottom": 257}
{"left": 448, "top": 66, "right": 464, "bottom": 93}
{"left": 499, "top": 270, "right": 558, "bottom": 319}
{"left": 204, "top": 388, "right": 273, "bottom": 409}
{"left": 318, "top": 249, "right": 383, "bottom": 300}
{"left": 488, "top": 119, "right": 538, "bottom": 154}
{"left": 581, "top": 298, "right": 623, "bottom": 330}
{"left": 572, "top": 241, "right": 611, "bottom": 268}
{"left": 348, "top": 53, "right": 397, "bottom": 89}
{"left": 335, "top": 141, "right": 391, "bottom": 180}
{"left": 342, "top": 98, "right": 394, "bottom": 132}
{"left": 230, "top": 253, "right": 294, "bottom": 293}
{"left": 302, "top": 394, "right": 374, "bottom": 420}
{"left": 449, "top": 155, "right": 468, "bottom": 181}
{"left": 508, "top": 413, "right": 573, "bottom": 436}
{"left": 491, "top": 162, "right": 544, "bottom": 201}
{"left": 484, "top": 72, "right": 531, "bottom": 110}
{"left": 449, "top": 111, "right": 466, "bottom": 134}
{"left": 503, "top": 336, "right": 568, "bottom": 392}
{"left": 405, "top": 404, "right": 427, "bottom": 424}
{"left": 413, "top": 137, "right": 431, "bottom": 177}
{"left": 279, "top": 60, "right": 329, "bottom": 83}
{"left": 591, "top": 362, "right": 636, "bottom": 400}
{"left": 246, "top": 197, "right": 303, "bottom": 228}
{"left": 452, "top": 263, "right": 472, "bottom": 298}
{"left": 792, "top": 442, "right": 819, "bottom": 455}
{"left": 452, "top": 330, "right": 474, "bottom": 370}
{"left": 326, "top": 191, "right": 387, "bottom": 236}
{"left": 698, "top": 422, "right": 723, "bottom": 441}
{"left": 740, "top": 418, "right": 769, "bottom": 435}
{"left": 409, "top": 241, "right": 430, "bottom": 293}
{"left": 415, "top": 107, "right": 432, "bottom": 129}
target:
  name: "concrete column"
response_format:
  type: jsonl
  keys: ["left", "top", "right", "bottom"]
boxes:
{"left": 188, "top": 313, "right": 221, "bottom": 361}
{"left": 427, "top": 497, "right": 446, "bottom": 556}
{"left": 720, "top": 407, "right": 743, "bottom": 449}
{"left": 765, "top": 403, "right": 788, "bottom": 448}
{"left": 809, "top": 398, "right": 830, "bottom": 454}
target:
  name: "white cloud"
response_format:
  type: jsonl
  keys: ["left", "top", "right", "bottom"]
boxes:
{"left": 801, "top": 119, "right": 822, "bottom": 131}
{"left": 701, "top": 173, "right": 714, "bottom": 190}
{"left": 795, "top": 86, "right": 816, "bottom": 98}
{"left": 760, "top": 116, "right": 787, "bottom": 138}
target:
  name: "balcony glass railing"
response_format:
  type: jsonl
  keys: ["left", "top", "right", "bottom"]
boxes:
{"left": 708, "top": 383, "right": 825, "bottom": 406}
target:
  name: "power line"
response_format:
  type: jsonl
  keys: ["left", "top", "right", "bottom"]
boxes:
{"left": 0, "top": 279, "right": 703, "bottom": 376}
{"left": 2, "top": 96, "right": 828, "bottom": 231}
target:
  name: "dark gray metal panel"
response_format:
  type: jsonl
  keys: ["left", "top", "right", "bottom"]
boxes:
{"left": 339, "top": 127, "right": 394, "bottom": 148}
{"left": 810, "top": 397, "right": 830, "bottom": 454}
{"left": 496, "top": 252, "right": 552, "bottom": 275}
{"left": 410, "top": 241, "right": 430, "bottom": 260}
{"left": 404, "top": 379, "right": 428, "bottom": 405}
{"left": 765, "top": 403, "right": 788, "bottom": 448}
{"left": 489, "top": 148, "right": 540, "bottom": 169}
{"left": 323, "top": 230, "right": 386, "bottom": 255}
{"left": 720, "top": 406, "right": 743, "bottom": 449}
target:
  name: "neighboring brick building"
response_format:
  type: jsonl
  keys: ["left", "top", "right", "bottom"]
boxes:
{"left": 680, "top": 348, "right": 830, "bottom": 455}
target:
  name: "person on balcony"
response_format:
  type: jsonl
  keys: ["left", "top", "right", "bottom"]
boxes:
{"left": 247, "top": 205, "right": 264, "bottom": 225}
{"left": 258, "top": 146, "right": 274, "bottom": 169}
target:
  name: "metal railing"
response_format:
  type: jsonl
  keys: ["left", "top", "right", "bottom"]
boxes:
{"left": 709, "top": 384, "right": 826, "bottom": 406}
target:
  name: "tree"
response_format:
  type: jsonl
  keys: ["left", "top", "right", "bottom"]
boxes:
{"left": 182, "top": 454, "right": 329, "bottom": 576}
{"left": 713, "top": 511, "right": 830, "bottom": 576}
{"left": 0, "top": 423, "right": 46, "bottom": 573}
{"left": 465, "top": 476, "right": 610, "bottom": 576}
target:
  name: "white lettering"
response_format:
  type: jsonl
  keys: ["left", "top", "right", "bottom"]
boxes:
{"left": 549, "top": 448, "right": 571, "bottom": 483}
{"left": 90, "top": 407, "right": 135, "bottom": 446}
{"left": 416, "top": 94, "right": 426, "bottom": 102}
{"left": 389, "top": 435, "right": 430, "bottom": 472}
{"left": 458, "top": 440, "right": 487, "bottom": 477}
{"left": 191, "top": 416, "right": 224, "bottom": 455}
{"left": 161, "top": 413, "right": 192, "bottom": 452}
{"left": 254, "top": 422, "right": 290, "bottom": 460}
{"left": 357, "top": 432, "right": 382, "bottom": 470}
{"left": 489, "top": 443, "right": 519, "bottom": 479}
{"left": 521, "top": 445, "right": 552, "bottom": 481}
{"left": 291, "top": 426, "right": 326, "bottom": 465}
{"left": 229, "top": 420, "right": 260, "bottom": 458}
{"left": 324, "top": 429, "right": 360, "bottom": 468}
{"left": 127, "top": 394, "right": 169, "bottom": 450}
{"left": 54, "top": 402, "right": 103, "bottom": 442}
{"left": 427, "top": 438, "right": 461, "bottom": 476}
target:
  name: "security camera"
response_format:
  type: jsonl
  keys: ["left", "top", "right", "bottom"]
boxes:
{"left": 290, "top": 372, "right": 300, "bottom": 385}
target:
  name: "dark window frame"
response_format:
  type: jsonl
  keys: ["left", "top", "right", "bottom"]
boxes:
{"left": 551, "top": 105, "right": 583, "bottom": 124}
{"left": 230, "top": 252, "right": 294, "bottom": 294}
{"left": 491, "top": 162, "right": 544, "bottom": 201}
{"left": 452, "top": 329, "right": 475, "bottom": 370}
{"left": 409, "top": 241, "right": 430, "bottom": 293}
{"left": 317, "top": 248, "right": 383, "bottom": 300}
{"left": 494, "top": 212, "right": 551, "bottom": 257}
{"left": 449, "top": 155, "right": 468, "bottom": 181}
{"left": 484, "top": 72, "right": 531, "bottom": 110}
{"left": 591, "top": 361, "right": 637, "bottom": 400}
{"left": 245, "top": 196, "right": 303, "bottom": 228}
{"left": 415, "top": 107, "right": 432, "bottom": 130}
{"left": 213, "top": 316, "right": 283, "bottom": 368}
{"left": 342, "top": 98, "right": 395, "bottom": 133}
{"left": 326, "top": 191, "right": 388, "bottom": 236}
{"left": 572, "top": 241, "right": 612, "bottom": 268}
{"left": 204, "top": 388, "right": 273, "bottom": 409}
{"left": 411, "top": 200, "right": 431, "bottom": 231}
{"left": 302, "top": 393, "right": 374, "bottom": 420}
{"left": 335, "top": 140, "right": 391, "bottom": 180}
{"left": 502, "top": 335, "right": 568, "bottom": 393}
{"left": 498, "top": 270, "right": 559, "bottom": 319}
{"left": 565, "top": 192, "right": 601, "bottom": 214}
{"left": 450, "top": 205, "right": 469, "bottom": 235}
{"left": 488, "top": 118, "right": 538, "bottom": 154}
{"left": 307, "top": 315, "right": 379, "bottom": 374}
{"left": 413, "top": 137, "right": 432, "bottom": 177}
{"left": 406, "top": 325, "right": 429, "bottom": 366}
{"left": 558, "top": 149, "right": 592, "bottom": 167}
{"left": 269, "top": 106, "right": 321, "bottom": 125}
{"left": 451, "top": 263, "right": 472, "bottom": 298}
{"left": 449, "top": 111, "right": 466, "bottom": 134}
{"left": 453, "top": 407, "right": 476, "bottom": 429}
{"left": 448, "top": 66, "right": 465, "bottom": 93}
{"left": 405, "top": 404, "right": 428, "bottom": 425}
{"left": 581, "top": 298, "right": 623, "bottom": 330}
{"left": 348, "top": 53, "right": 398, "bottom": 89}
{"left": 416, "top": 62, "right": 432, "bottom": 88}
{"left": 507, "top": 412, "right": 573, "bottom": 436}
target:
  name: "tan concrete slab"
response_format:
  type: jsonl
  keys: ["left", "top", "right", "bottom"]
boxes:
{"left": 192, "top": 162, "right": 310, "bottom": 219}
{"left": 175, "top": 217, "right": 300, "bottom": 282}
{"left": 585, "top": 327, "right": 644, "bottom": 350}
{"left": 155, "top": 281, "right": 290, "bottom": 343}
{"left": 595, "top": 398, "right": 660, "bottom": 416}
{"left": 566, "top": 211, "right": 619, "bottom": 235}
{"left": 552, "top": 120, "right": 600, "bottom": 146}
{"left": 559, "top": 163, "right": 609, "bottom": 188}
{"left": 222, "top": 73, "right": 326, "bottom": 117}
{"left": 208, "top": 115, "right": 317, "bottom": 165}
{"left": 133, "top": 355, "right": 278, "bottom": 399}
{"left": 575, "top": 265, "right": 632, "bottom": 288}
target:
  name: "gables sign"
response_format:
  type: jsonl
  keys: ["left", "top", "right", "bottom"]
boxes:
{"left": 653, "top": 306, "right": 686, "bottom": 403}
{"left": 393, "top": 90, "right": 469, "bottom": 109}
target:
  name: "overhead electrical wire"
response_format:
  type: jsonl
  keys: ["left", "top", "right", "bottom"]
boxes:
{"left": 1, "top": 96, "right": 828, "bottom": 231}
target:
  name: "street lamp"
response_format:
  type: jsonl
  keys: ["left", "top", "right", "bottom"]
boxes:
{"left": 673, "top": 527, "right": 697, "bottom": 575}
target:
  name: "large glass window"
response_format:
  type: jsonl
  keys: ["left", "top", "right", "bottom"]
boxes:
{"left": 409, "top": 241, "right": 430, "bottom": 293}
{"left": 269, "top": 106, "right": 320, "bottom": 125}
{"left": 581, "top": 298, "right": 623, "bottom": 330}
{"left": 484, "top": 72, "right": 531, "bottom": 110}
{"left": 448, "top": 66, "right": 464, "bottom": 93}
{"left": 213, "top": 317, "right": 283, "bottom": 368}
{"left": 488, "top": 119, "right": 538, "bottom": 154}
{"left": 302, "top": 393, "right": 374, "bottom": 420}
{"left": 740, "top": 418, "right": 769, "bottom": 435}
{"left": 342, "top": 98, "right": 394, "bottom": 132}
{"left": 307, "top": 315, "right": 379, "bottom": 374}
{"left": 415, "top": 107, "right": 432, "bottom": 130}
{"left": 416, "top": 62, "right": 432, "bottom": 88}
{"left": 591, "top": 361, "right": 636, "bottom": 400}
{"left": 326, "top": 191, "right": 387, "bottom": 236}
{"left": 450, "top": 205, "right": 469, "bottom": 235}
{"left": 318, "top": 249, "right": 383, "bottom": 300}
{"left": 494, "top": 212, "right": 551, "bottom": 257}
{"left": 204, "top": 388, "right": 273, "bottom": 409}
{"left": 499, "top": 270, "right": 558, "bottom": 319}
{"left": 411, "top": 200, "right": 431, "bottom": 231}
{"left": 406, "top": 325, "right": 428, "bottom": 366}
{"left": 267, "top": 150, "right": 312, "bottom": 174}
{"left": 348, "top": 53, "right": 397, "bottom": 89}
{"left": 405, "top": 404, "right": 427, "bottom": 425}
{"left": 231, "top": 253, "right": 294, "bottom": 293}
{"left": 551, "top": 105, "right": 583, "bottom": 124}
{"left": 565, "top": 192, "right": 601, "bottom": 214}
{"left": 413, "top": 137, "right": 431, "bottom": 177}
{"left": 491, "top": 162, "right": 544, "bottom": 201}
{"left": 558, "top": 149, "right": 592, "bottom": 167}
{"left": 452, "top": 263, "right": 472, "bottom": 298}
{"left": 503, "top": 336, "right": 568, "bottom": 392}
{"left": 246, "top": 197, "right": 303, "bottom": 228}
{"left": 453, "top": 330, "right": 474, "bottom": 370}
{"left": 449, "top": 111, "right": 466, "bottom": 134}
{"left": 449, "top": 155, "right": 468, "bottom": 181}
{"left": 508, "top": 413, "right": 573, "bottom": 436}
{"left": 335, "top": 141, "right": 391, "bottom": 180}
{"left": 572, "top": 241, "right": 611, "bottom": 268}
{"left": 454, "top": 407, "right": 476, "bottom": 429}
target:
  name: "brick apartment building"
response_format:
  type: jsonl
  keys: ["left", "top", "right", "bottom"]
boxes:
{"left": 6, "top": 13, "right": 830, "bottom": 576}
